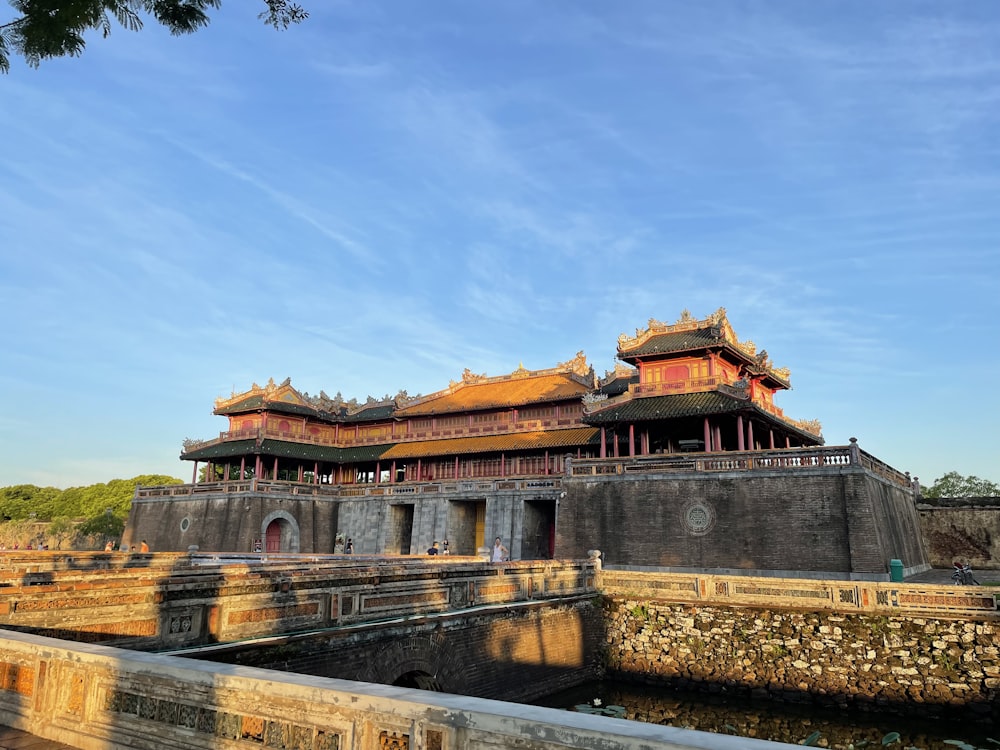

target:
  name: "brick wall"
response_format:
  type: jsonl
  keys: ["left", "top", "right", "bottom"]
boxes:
{"left": 918, "top": 498, "right": 1000, "bottom": 569}
{"left": 191, "top": 599, "right": 604, "bottom": 703}
{"left": 556, "top": 468, "right": 928, "bottom": 576}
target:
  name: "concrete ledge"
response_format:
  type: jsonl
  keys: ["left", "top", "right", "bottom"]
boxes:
{"left": 0, "top": 629, "right": 795, "bottom": 750}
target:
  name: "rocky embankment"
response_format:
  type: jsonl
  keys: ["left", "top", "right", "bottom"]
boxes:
{"left": 603, "top": 599, "right": 999, "bottom": 721}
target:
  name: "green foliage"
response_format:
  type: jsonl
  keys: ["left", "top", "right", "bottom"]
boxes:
{"left": 629, "top": 604, "right": 650, "bottom": 621}
{"left": 0, "top": 484, "right": 59, "bottom": 520}
{"left": 0, "top": 475, "right": 182, "bottom": 522}
{"left": 923, "top": 471, "right": 1000, "bottom": 499}
{"left": 0, "top": 0, "right": 308, "bottom": 73}
{"left": 76, "top": 512, "right": 125, "bottom": 540}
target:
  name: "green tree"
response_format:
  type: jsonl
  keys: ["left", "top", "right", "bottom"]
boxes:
{"left": 47, "top": 516, "right": 77, "bottom": 550}
{"left": 0, "top": 0, "right": 307, "bottom": 73}
{"left": 0, "top": 484, "right": 59, "bottom": 520}
{"left": 923, "top": 471, "right": 1000, "bottom": 499}
{"left": 76, "top": 510, "right": 126, "bottom": 541}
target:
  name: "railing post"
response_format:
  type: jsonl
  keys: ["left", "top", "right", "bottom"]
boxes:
{"left": 848, "top": 437, "right": 860, "bottom": 465}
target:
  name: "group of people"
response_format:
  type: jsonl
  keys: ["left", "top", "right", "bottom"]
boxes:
{"left": 427, "top": 536, "right": 509, "bottom": 562}
{"left": 342, "top": 536, "right": 511, "bottom": 560}
{"left": 104, "top": 540, "right": 149, "bottom": 552}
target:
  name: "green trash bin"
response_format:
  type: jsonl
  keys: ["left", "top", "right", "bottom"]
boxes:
{"left": 889, "top": 559, "right": 904, "bottom": 582}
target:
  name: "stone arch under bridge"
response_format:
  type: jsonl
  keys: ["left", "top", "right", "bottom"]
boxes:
{"left": 360, "top": 632, "right": 466, "bottom": 694}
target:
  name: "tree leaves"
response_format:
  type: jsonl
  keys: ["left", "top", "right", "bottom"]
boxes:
{"left": 924, "top": 471, "right": 1000, "bottom": 499}
{"left": 0, "top": 0, "right": 307, "bottom": 73}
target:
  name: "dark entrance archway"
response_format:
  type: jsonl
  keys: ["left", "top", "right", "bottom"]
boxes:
{"left": 392, "top": 670, "right": 443, "bottom": 692}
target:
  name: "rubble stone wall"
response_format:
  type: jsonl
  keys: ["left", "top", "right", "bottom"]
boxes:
{"left": 602, "top": 597, "right": 999, "bottom": 721}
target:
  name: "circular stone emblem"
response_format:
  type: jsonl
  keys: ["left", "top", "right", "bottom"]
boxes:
{"left": 681, "top": 501, "right": 716, "bottom": 536}
{"left": 179, "top": 516, "right": 191, "bottom": 532}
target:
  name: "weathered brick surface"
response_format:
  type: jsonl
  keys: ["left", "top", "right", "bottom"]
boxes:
{"left": 197, "top": 600, "right": 605, "bottom": 703}
{"left": 918, "top": 498, "right": 1000, "bottom": 569}
{"left": 127, "top": 494, "right": 339, "bottom": 554}
{"left": 557, "top": 468, "right": 928, "bottom": 575}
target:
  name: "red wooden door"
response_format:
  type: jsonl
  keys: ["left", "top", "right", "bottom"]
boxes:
{"left": 265, "top": 521, "right": 281, "bottom": 552}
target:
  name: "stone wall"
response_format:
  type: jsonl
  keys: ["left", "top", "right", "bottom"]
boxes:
{"left": 125, "top": 492, "right": 339, "bottom": 553}
{"left": 189, "top": 599, "right": 604, "bottom": 704}
{"left": 0, "top": 554, "right": 598, "bottom": 652}
{"left": 918, "top": 497, "right": 1000, "bottom": 569}
{"left": 602, "top": 597, "right": 999, "bottom": 722}
{"left": 557, "top": 467, "right": 928, "bottom": 578}
{"left": 0, "top": 629, "right": 794, "bottom": 750}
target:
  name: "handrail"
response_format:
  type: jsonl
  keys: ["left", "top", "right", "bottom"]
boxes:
{"left": 567, "top": 444, "right": 913, "bottom": 489}
{"left": 136, "top": 476, "right": 564, "bottom": 501}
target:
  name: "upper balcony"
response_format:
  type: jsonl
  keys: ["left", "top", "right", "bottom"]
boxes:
{"left": 182, "top": 415, "right": 589, "bottom": 456}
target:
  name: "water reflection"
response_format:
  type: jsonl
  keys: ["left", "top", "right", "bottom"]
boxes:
{"left": 531, "top": 680, "right": 996, "bottom": 749}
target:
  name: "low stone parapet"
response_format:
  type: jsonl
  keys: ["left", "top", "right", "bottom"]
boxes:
{"left": 0, "top": 629, "right": 792, "bottom": 750}
{"left": 600, "top": 569, "right": 998, "bottom": 618}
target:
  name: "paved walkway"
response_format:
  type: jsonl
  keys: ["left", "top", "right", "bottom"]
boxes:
{"left": 0, "top": 726, "right": 79, "bottom": 750}
{"left": 906, "top": 566, "right": 993, "bottom": 585}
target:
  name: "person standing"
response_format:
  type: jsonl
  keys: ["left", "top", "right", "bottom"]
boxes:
{"left": 491, "top": 537, "right": 508, "bottom": 562}
{"left": 344, "top": 538, "right": 354, "bottom": 554}
{"left": 427, "top": 541, "right": 440, "bottom": 555}
{"left": 140, "top": 540, "right": 149, "bottom": 553}
{"left": 441, "top": 539, "right": 450, "bottom": 555}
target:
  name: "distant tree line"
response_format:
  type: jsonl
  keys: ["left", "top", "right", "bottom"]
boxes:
{"left": 923, "top": 472, "right": 1000, "bottom": 499}
{"left": 0, "top": 475, "right": 182, "bottom": 549}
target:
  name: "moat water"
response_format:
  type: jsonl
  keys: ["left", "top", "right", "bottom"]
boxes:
{"left": 531, "top": 680, "right": 997, "bottom": 749}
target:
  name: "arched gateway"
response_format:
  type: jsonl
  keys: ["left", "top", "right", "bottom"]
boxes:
{"left": 261, "top": 510, "right": 300, "bottom": 553}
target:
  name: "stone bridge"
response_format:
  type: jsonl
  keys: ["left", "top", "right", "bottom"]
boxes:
{"left": 0, "top": 551, "right": 998, "bottom": 749}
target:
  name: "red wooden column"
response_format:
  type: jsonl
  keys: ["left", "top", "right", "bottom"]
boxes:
{"left": 786, "top": 436, "right": 791, "bottom": 448}
{"left": 240, "top": 456, "right": 246, "bottom": 480}
{"left": 417, "top": 459, "right": 422, "bottom": 480}
{"left": 747, "top": 420, "right": 754, "bottom": 451}
{"left": 391, "top": 460, "right": 396, "bottom": 483}
{"left": 191, "top": 462, "right": 198, "bottom": 484}
{"left": 454, "top": 456, "right": 459, "bottom": 479}
{"left": 501, "top": 454, "right": 506, "bottom": 477}
{"left": 737, "top": 415, "right": 745, "bottom": 451}
{"left": 613, "top": 431, "right": 619, "bottom": 458}
{"left": 273, "top": 457, "right": 279, "bottom": 479}
{"left": 769, "top": 430, "right": 775, "bottom": 449}
{"left": 600, "top": 428, "right": 607, "bottom": 458}
{"left": 628, "top": 424, "right": 635, "bottom": 457}
{"left": 255, "top": 456, "right": 262, "bottom": 478}
{"left": 544, "top": 450, "right": 549, "bottom": 475}
{"left": 297, "top": 465, "right": 304, "bottom": 482}
{"left": 375, "top": 462, "right": 381, "bottom": 485}
{"left": 703, "top": 418, "right": 711, "bottom": 452}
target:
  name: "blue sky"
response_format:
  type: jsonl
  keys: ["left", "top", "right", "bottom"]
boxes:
{"left": 2, "top": 1, "right": 998, "bottom": 489}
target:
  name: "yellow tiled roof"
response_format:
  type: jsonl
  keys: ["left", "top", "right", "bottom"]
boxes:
{"left": 396, "top": 374, "right": 589, "bottom": 416}
{"left": 380, "top": 427, "right": 599, "bottom": 459}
